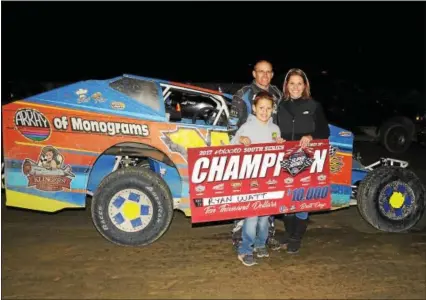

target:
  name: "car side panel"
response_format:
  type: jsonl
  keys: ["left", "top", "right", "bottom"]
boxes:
{"left": 2, "top": 101, "right": 230, "bottom": 215}
{"left": 328, "top": 124, "right": 354, "bottom": 208}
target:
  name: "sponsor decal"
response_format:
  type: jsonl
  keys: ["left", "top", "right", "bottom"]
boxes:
{"left": 159, "top": 167, "right": 167, "bottom": 177}
{"left": 266, "top": 179, "right": 277, "bottom": 185}
{"left": 91, "top": 92, "right": 105, "bottom": 103}
{"left": 318, "top": 174, "right": 327, "bottom": 181}
{"left": 14, "top": 108, "right": 51, "bottom": 142}
{"left": 195, "top": 185, "right": 206, "bottom": 193}
{"left": 231, "top": 182, "right": 242, "bottom": 189}
{"left": 111, "top": 101, "right": 125, "bottom": 110}
{"left": 22, "top": 146, "right": 75, "bottom": 191}
{"left": 76, "top": 89, "right": 106, "bottom": 104}
{"left": 52, "top": 116, "right": 150, "bottom": 137}
{"left": 329, "top": 145, "right": 337, "bottom": 156}
{"left": 284, "top": 177, "right": 294, "bottom": 184}
{"left": 250, "top": 180, "right": 259, "bottom": 188}
{"left": 213, "top": 183, "right": 224, "bottom": 190}
{"left": 339, "top": 131, "right": 352, "bottom": 137}
{"left": 300, "top": 176, "right": 311, "bottom": 183}
{"left": 76, "top": 89, "right": 90, "bottom": 103}
{"left": 329, "top": 146, "right": 344, "bottom": 173}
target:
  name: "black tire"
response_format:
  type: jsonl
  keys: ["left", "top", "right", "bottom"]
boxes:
{"left": 387, "top": 116, "right": 416, "bottom": 137}
{"left": 379, "top": 121, "right": 412, "bottom": 154}
{"left": 411, "top": 184, "right": 426, "bottom": 232}
{"left": 91, "top": 167, "right": 173, "bottom": 246}
{"left": 411, "top": 209, "right": 426, "bottom": 232}
{"left": 136, "top": 159, "right": 151, "bottom": 169}
{"left": 357, "top": 166, "right": 425, "bottom": 232}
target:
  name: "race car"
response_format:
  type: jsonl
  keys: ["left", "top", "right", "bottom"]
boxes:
{"left": 2, "top": 74, "right": 425, "bottom": 247}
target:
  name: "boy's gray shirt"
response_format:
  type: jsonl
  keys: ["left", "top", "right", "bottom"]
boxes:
{"left": 231, "top": 114, "right": 281, "bottom": 145}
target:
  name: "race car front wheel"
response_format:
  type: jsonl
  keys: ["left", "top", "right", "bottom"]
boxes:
{"left": 357, "top": 166, "right": 425, "bottom": 232}
{"left": 91, "top": 167, "right": 173, "bottom": 246}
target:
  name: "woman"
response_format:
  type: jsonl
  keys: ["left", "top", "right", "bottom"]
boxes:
{"left": 275, "top": 68, "right": 330, "bottom": 254}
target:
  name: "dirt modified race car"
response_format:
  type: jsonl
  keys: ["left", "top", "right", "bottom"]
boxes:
{"left": 2, "top": 74, "right": 425, "bottom": 247}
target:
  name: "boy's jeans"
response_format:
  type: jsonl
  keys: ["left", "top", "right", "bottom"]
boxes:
{"left": 238, "top": 216, "right": 270, "bottom": 255}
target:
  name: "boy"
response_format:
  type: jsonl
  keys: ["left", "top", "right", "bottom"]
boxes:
{"left": 231, "top": 91, "right": 284, "bottom": 266}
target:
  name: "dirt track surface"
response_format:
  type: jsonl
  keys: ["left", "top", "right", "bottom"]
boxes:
{"left": 2, "top": 142, "right": 426, "bottom": 299}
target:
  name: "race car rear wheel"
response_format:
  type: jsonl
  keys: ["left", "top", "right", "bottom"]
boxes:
{"left": 91, "top": 167, "right": 173, "bottom": 246}
{"left": 357, "top": 166, "right": 425, "bottom": 232}
{"left": 410, "top": 184, "right": 426, "bottom": 232}
{"left": 411, "top": 207, "right": 426, "bottom": 232}
{"left": 380, "top": 121, "right": 412, "bottom": 154}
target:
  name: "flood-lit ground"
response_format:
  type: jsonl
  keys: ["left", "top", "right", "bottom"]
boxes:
{"left": 2, "top": 142, "right": 426, "bottom": 299}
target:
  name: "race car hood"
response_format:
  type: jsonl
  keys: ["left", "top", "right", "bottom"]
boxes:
{"left": 329, "top": 124, "right": 354, "bottom": 145}
{"left": 13, "top": 78, "right": 167, "bottom": 122}
{"left": 328, "top": 123, "right": 354, "bottom": 164}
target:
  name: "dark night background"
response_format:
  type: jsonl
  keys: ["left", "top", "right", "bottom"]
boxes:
{"left": 2, "top": 1, "right": 425, "bottom": 95}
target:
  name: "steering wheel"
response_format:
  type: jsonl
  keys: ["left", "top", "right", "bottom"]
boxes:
{"left": 192, "top": 107, "right": 223, "bottom": 125}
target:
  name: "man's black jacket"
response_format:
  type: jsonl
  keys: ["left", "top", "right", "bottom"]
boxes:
{"left": 230, "top": 80, "right": 282, "bottom": 128}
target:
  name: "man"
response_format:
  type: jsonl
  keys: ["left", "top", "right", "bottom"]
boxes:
{"left": 230, "top": 60, "right": 282, "bottom": 251}
{"left": 230, "top": 60, "right": 282, "bottom": 128}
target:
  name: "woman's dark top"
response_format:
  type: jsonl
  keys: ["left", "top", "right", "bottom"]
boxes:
{"left": 276, "top": 97, "right": 330, "bottom": 141}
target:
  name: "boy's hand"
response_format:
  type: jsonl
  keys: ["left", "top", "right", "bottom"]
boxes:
{"left": 276, "top": 137, "right": 286, "bottom": 143}
{"left": 300, "top": 135, "right": 313, "bottom": 148}
{"left": 239, "top": 136, "right": 251, "bottom": 146}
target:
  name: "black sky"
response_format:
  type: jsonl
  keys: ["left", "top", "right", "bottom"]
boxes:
{"left": 2, "top": 1, "right": 425, "bottom": 90}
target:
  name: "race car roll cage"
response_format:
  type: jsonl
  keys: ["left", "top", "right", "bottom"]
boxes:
{"left": 160, "top": 83, "right": 231, "bottom": 127}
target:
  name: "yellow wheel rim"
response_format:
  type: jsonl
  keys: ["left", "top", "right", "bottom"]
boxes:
{"left": 389, "top": 192, "right": 404, "bottom": 209}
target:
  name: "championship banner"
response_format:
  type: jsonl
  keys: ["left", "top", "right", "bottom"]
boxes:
{"left": 187, "top": 139, "right": 331, "bottom": 223}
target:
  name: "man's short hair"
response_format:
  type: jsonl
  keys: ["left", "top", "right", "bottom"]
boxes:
{"left": 254, "top": 60, "right": 273, "bottom": 71}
